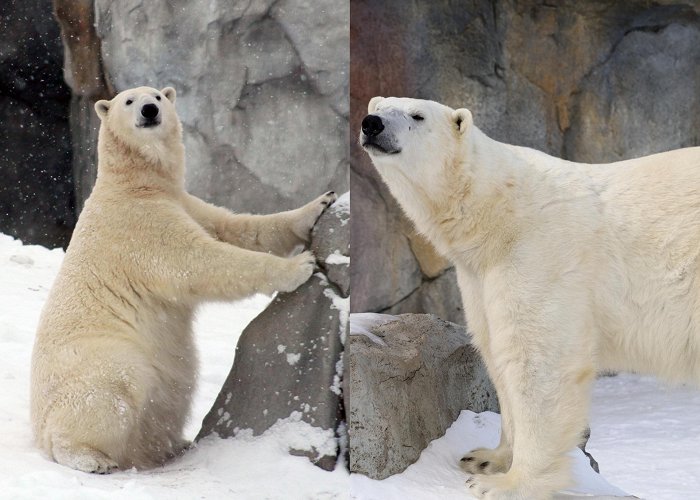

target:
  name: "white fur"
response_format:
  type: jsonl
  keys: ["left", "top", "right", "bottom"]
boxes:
{"left": 30, "top": 86, "right": 336, "bottom": 473}
{"left": 362, "top": 96, "right": 700, "bottom": 499}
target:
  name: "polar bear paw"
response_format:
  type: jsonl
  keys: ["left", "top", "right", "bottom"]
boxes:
{"left": 466, "top": 473, "right": 514, "bottom": 500}
{"left": 279, "top": 250, "right": 316, "bottom": 292}
{"left": 460, "top": 447, "right": 510, "bottom": 475}
{"left": 466, "top": 472, "right": 551, "bottom": 500}
{"left": 52, "top": 442, "right": 118, "bottom": 474}
{"left": 292, "top": 191, "right": 338, "bottom": 241}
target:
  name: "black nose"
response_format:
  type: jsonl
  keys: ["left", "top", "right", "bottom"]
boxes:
{"left": 141, "top": 103, "right": 159, "bottom": 119}
{"left": 362, "top": 114, "right": 384, "bottom": 137}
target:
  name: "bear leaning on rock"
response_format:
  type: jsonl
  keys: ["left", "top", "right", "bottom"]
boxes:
{"left": 361, "top": 96, "right": 700, "bottom": 499}
{"left": 30, "top": 86, "right": 336, "bottom": 473}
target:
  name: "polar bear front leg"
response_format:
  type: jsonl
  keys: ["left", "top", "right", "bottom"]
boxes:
{"left": 171, "top": 239, "right": 316, "bottom": 301}
{"left": 461, "top": 351, "right": 513, "bottom": 475}
{"left": 184, "top": 192, "right": 336, "bottom": 256}
{"left": 466, "top": 290, "right": 595, "bottom": 499}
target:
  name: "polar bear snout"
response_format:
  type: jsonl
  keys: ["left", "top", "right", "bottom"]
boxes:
{"left": 360, "top": 114, "right": 401, "bottom": 156}
{"left": 139, "top": 103, "right": 160, "bottom": 127}
{"left": 362, "top": 115, "right": 384, "bottom": 137}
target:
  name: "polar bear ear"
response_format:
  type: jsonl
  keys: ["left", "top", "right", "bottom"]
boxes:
{"left": 161, "top": 87, "right": 176, "bottom": 103}
{"left": 368, "top": 96, "right": 384, "bottom": 113}
{"left": 94, "top": 100, "right": 111, "bottom": 120}
{"left": 452, "top": 108, "right": 473, "bottom": 134}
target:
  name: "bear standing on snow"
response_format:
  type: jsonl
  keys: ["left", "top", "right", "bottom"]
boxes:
{"left": 361, "top": 96, "right": 700, "bottom": 499}
{"left": 31, "top": 86, "right": 336, "bottom": 473}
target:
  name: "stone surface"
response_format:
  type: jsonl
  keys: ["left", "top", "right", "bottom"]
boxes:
{"left": 53, "top": 0, "right": 112, "bottom": 213}
{"left": 350, "top": 0, "right": 700, "bottom": 319}
{"left": 197, "top": 200, "right": 349, "bottom": 471}
{"left": 52, "top": 0, "right": 349, "bottom": 216}
{"left": 348, "top": 313, "right": 499, "bottom": 479}
{"left": 0, "top": 0, "right": 74, "bottom": 248}
{"left": 384, "top": 268, "right": 464, "bottom": 325}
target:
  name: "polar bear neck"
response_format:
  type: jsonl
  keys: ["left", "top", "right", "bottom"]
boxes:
{"left": 96, "top": 126, "right": 186, "bottom": 193}
{"left": 386, "top": 125, "right": 531, "bottom": 273}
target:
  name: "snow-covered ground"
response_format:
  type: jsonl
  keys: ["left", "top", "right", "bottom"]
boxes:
{"left": 349, "top": 315, "right": 700, "bottom": 500}
{"left": 2, "top": 232, "right": 699, "bottom": 499}
{"left": 351, "top": 375, "right": 700, "bottom": 500}
{"left": 0, "top": 234, "right": 349, "bottom": 499}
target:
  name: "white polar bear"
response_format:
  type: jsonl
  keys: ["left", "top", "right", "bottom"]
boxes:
{"left": 31, "top": 86, "right": 336, "bottom": 473}
{"left": 361, "top": 96, "right": 700, "bottom": 499}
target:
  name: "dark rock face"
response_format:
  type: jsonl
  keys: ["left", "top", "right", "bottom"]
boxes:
{"left": 197, "top": 196, "right": 349, "bottom": 471}
{"left": 348, "top": 314, "right": 500, "bottom": 480}
{"left": 350, "top": 0, "right": 700, "bottom": 320}
{"left": 0, "top": 0, "right": 74, "bottom": 248}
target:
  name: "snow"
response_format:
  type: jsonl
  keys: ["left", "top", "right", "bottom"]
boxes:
{"left": 350, "top": 410, "right": 630, "bottom": 500}
{"left": 0, "top": 234, "right": 349, "bottom": 499}
{"left": 326, "top": 251, "right": 350, "bottom": 265}
{"left": 349, "top": 313, "right": 700, "bottom": 499}
{"left": 3, "top": 233, "right": 700, "bottom": 499}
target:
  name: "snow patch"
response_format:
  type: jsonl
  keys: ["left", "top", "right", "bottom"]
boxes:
{"left": 349, "top": 312, "right": 398, "bottom": 346}
{"left": 326, "top": 250, "right": 350, "bottom": 265}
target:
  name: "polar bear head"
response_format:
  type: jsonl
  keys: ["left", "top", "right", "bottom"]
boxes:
{"left": 359, "top": 96, "right": 473, "bottom": 206}
{"left": 94, "top": 86, "right": 183, "bottom": 173}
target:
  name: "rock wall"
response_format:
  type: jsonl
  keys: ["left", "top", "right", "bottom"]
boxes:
{"left": 56, "top": 0, "right": 348, "bottom": 215}
{"left": 0, "top": 0, "right": 74, "bottom": 248}
{"left": 350, "top": 0, "right": 700, "bottom": 320}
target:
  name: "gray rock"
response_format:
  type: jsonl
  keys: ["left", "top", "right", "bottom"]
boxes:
{"left": 197, "top": 201, "right": 348, "bottom": 471}
{"left": 59, "top": 0, "right": 349, "bottom": 216}
{"left": 348, "top": 313, "right": 499, "bottom": 479}
{"left": 383, "top": 268, "right": 464, "bottom": 325}
{"left": 311, "top": 193, "right": 350, "bottom": 296}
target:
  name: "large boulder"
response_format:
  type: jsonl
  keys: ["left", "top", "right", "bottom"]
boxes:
{"left": 350, "top": 0, "right": 700, "bottom": 320}
{"left": 197, "top": 193, "right": 349, "bottom": 471}
{"left": 348, "top": 313, "right": 500, "bottom": 479}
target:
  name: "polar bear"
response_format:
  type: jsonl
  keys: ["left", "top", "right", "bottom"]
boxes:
{"left": 31, "top": 86, "right": 336, "bottom": 473}
{"left": 360, "top": 96, "right": 700, "bottom": 499}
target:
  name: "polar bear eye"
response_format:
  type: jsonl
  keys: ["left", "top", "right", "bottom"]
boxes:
{"left": 155, "top": 95, "right": 161, "bottom": 101}
{"left": 125, "top": 99, "right": 133, "bottom": 106}
{"left": 411, "top": 114, "right": 424, "bottom": 121}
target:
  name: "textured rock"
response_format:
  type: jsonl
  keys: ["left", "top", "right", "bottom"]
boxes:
{"left": 350, "top": 0, "right": 700, "bottom": 319}
{"left": 0, "top": 0, "right": 74, "bottom": 248}
{"left": 197, "top": 198, "right": 349, "bottom": 471}
{"left": 384, "top": 268, "right": 464, "bottom": 325}
{"left": 348, "top": 313, "right": 499, "bottom": 479}
{"left": 50, "top": 0, "right": 348, "bottom": 216}
{"left": 53, "top": 0, "right": 112, "bottom": 213}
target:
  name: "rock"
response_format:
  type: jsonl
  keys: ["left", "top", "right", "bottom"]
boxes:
{"left": 350, "top": 0, "right": 700, "bottom": 320}
{"left": 0, "top": 0, "right": 74, "bottom": 248}
{"left": 383, "top": 268, "right": 464, "bottom": 325}
{"left": 197, "top": 197, "right": 349, "bottom": 471}
{"left": 53, "top": 0, "right": 112, "bottom": 213}
{"left": 311, "top": 192, "right": 350, "bottom": 296}
{"left": 348, "top": 313, "right": 499, "bottom": 479}
{"left": 566, "top": 21, "right": 700, "bottom": 162}
{"left": 49, "top": 0, "right": 349, "bottom": 216}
